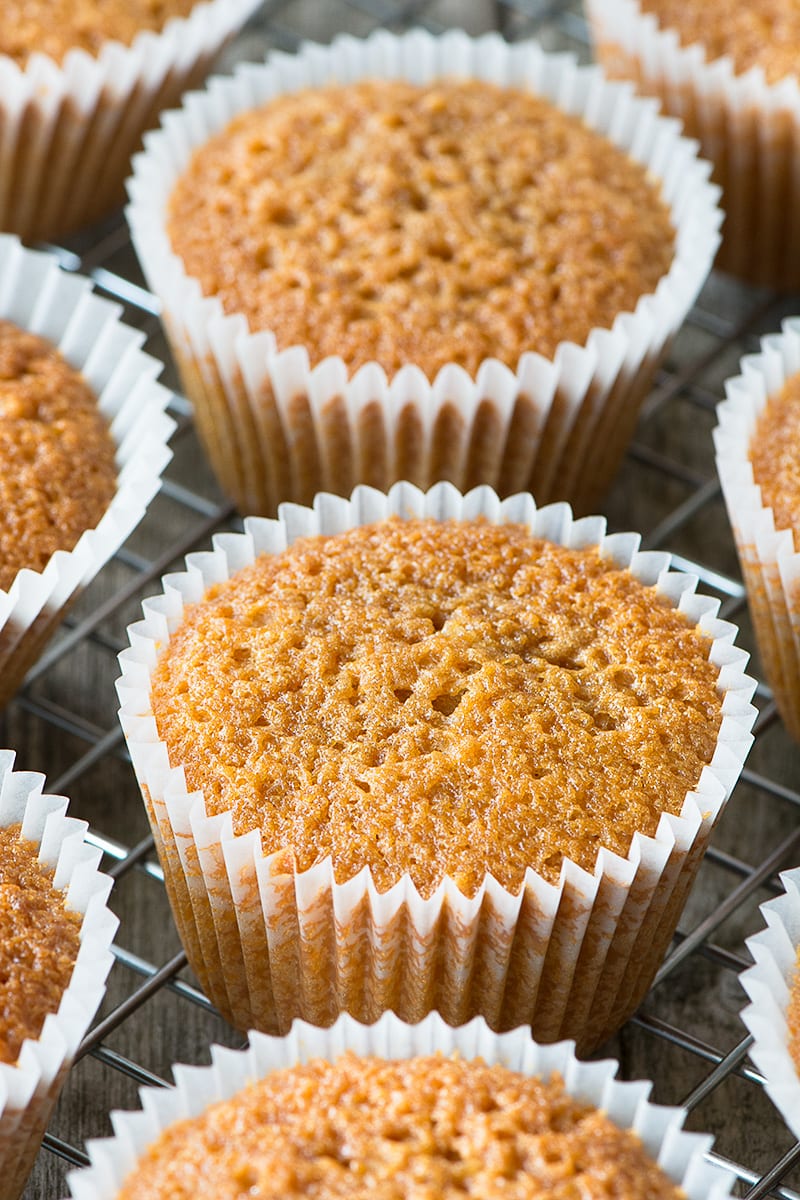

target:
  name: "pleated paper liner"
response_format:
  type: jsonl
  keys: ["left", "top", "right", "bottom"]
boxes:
{"left": 0, "top": 751, "right": 118, "bottom": 1200}
{"left": 586, "top": 0, "right": 800, "bottom": 290}
{"left": 117, "top": 482, "right": 756, "bottom": 1056}
{"left": 0, "top": 236, "right": 175, "bottom": 708}
{"left": 127, "top": 29, "right": 721, "bottom": 517}
{"left": 714, "top": 318, "right": 800, "bottom": 741}
{"left": 0, "top": 0, "right": 262, "bottom": 242}
{"left": 741, "top": 866, "right": 800, "bottom": 1141}
{"left": 68, "top": 1011, "right": 735, "bottom": 1200}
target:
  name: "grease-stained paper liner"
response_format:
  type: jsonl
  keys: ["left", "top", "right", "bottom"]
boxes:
{"left": 127, "top": 28, "right": 721, "bottom": 518}
{"left": 0, "top": 235, "right": 175, "bottom": 708}
{"left": 714, "top": 318, "right": 800, "bottom": 741}
{"left": 586, "top": 0, "right": 800, "bottom": 290}
{"left": 117, "top": 482, "right": 756, "bottom": 1054}
{"left": 0, "top": 0, "right": 261, "bottom": 242}
{"left": 68, "top": 1011, "right": 735, "bottom": 1200}
{"left": 0, "top": 750, "right": 118, "bottom": 1200}
{"left": 741, "top": 867, "right": 800, "bottom": 1141}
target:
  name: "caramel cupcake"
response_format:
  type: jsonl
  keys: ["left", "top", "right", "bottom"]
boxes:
{"left": 587, "top": 0, "right": 800, "bottom": 289}
{"left": 127, "top": 29, "right": 721, "bottom": 517}
{"left": 117, "top": 483, "right": 755, "bottom": 1054}
{"left": 0, "top": 750, "right": 118, "bottom": 1200}
{"left": 0, "top": 235, "right": 174, "bottom": 707}
{"left": 0, "top": 0, "right": 261, "bottom": 241}
{"left": 67, "top": 1012, "right": 736, "bottom": 1200}
{"left": 714, "top": 318, "right": 800, "bottom": 740}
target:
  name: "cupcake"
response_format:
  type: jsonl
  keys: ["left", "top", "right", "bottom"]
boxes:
{"left": 714, "top": 318, "right": 800, "bottom": 740}
{"left": 0, "top": 234, "right": 174, "bottom": 708}
{"left": 67, "top": 1012, "right": 736, "bottom": 1199}
{"left": 0, "top": 0, "right": 261, "bottom": 242}
{"left": 117, "top": 482, "right": 755, "bottom": 1054}
{"left": 741, "top": 866, "right": 800, "bottom": 1141}
{"left": 586, "top": 0, "right": 800, "bottom": 289}
{"left": 0, "top": 749, "right": 118, "bottom": 1200}
{"left": 127, "top": 29, "right": 721, "bottom": 517}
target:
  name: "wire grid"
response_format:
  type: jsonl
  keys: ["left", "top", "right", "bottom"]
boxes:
{"left": 4, "top": 0, "right": 800, "bottom": 1196}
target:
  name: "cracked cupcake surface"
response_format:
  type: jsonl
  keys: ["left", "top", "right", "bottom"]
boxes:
{"left": 150, "top": 518, "right": 722, "bottom": 898}
{"left": 0, "top": 320, "right": 117, "bottom": 593}
{"left": 116, "top": 1054, "right": 685, "bottom": 1200}
{"left": 167, "top": 79, "right": 675, "bottom": 379}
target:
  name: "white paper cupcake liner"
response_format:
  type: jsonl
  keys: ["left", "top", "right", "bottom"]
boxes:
{"left": 117, "top": 481, "right": 756, "bottom": 1054}
{"left": 0, "top": 0, "right": 261, "bottom": 242}
{"left": 127, "top": 28, "right": 722, "bottom": 517}
{"left": 67, "top": 1010, "right": 735, "bottom": 1200}
{"left": 0, "top": 749, "right": 118, "bottom": 1200}
{"left": 740, "top": 866, "right": 800, "bottom": 1141}
{"left": 0, "top": 235, "right": 175, "bottom": 708}
{"left": 714, "top": 318, "right": 800, "bottom": 740}
{"left": 586, "top": 0, "right": 800, "bottom": 289}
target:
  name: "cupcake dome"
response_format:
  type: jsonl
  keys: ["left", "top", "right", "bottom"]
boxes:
{"left": 714, "top": 318, "right": 800, "bottom": 741}
{"left": 117, "top": 482, "right": 755, "bottom": 1053}
{"left": 68, "top": 1012, "right": 737, "bottom": 1200}
{"left": 1, "top": 0, "right": 198, "bottom": 64}
{"left": 0, "top": 0, "right": 261, "bottom": 241}
{"left": 0, "top": 320, "right": 117, "bottom": 594}
{"left": 128, "top": 29, "right": 721, "bottom": 516}
{"left": 0, "top": 236, "right": 174, "bottom": 708}
{"left": 586, "top": 0, "right": 800, "bottom": 289}
{"left": 0, "top": 752, "right": 118, "bottom": 1200}
{"left": 167, "top": 78, "right": 675, "bottom": 380}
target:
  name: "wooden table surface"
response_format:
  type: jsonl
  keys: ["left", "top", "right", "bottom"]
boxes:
{"left": 3, "top": 3, "right": 799, "bottom": 1197}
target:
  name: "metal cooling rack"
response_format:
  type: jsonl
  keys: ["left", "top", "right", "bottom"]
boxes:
{"left": 5, "top": 2, "right": 800, "bottom": 1197}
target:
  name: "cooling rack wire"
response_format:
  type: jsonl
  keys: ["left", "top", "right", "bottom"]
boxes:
{"left": 6, "top": 1, "right": 800, "bottom": 1196}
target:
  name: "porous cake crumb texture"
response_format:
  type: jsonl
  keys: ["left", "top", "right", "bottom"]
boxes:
{"left": 749, "top": 369, "right": 800, "bottom": 547}
{"left": 640, "top": 0, "right": 800, "bottom": 84}
{"left": 790, "top": 947, "right": 800, "bottom": 1076}
{"left": 151, "top": 519, "right": 722, "bottom": 898}
{"left": 0, "top": 1, "right": 196, "bottom": 66}
{"left": 168, "top": 80, "right": 675, "bottom": 379}
{"left": 0, "top": 823, "right": 81, "bottom": 1065}
{"left": 0, "top": 321, "right": 117, "bottom": 593}
{"left": 117, "top": 1055, "right": 684, "bottom": 1199}
{"left": 786, "top": 950, "right": 800, "bottom": 1075}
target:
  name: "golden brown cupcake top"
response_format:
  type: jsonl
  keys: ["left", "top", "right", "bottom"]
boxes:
{"left": 749, "top": 369, "right": 800, "bottom": 548}
{"left": 788, "top": 946, "right": 800, "bottom": 1075}
{"left": 0, "top": 320, "right": 117, "bottom": 593}
{"left": 117, "top": 1054, "right": 685, "bottom": 1200}
{"left": 150, "top": 518, "right": 722, "bottom": 898}
{"left": 0, "top": 1, "right": 197, "bottom": 67}
{"left": 168, "top": 79, "right": 675, "bottom": 380}
{"left": 0, "top": 823, "right": 82, "bottom": 1065}
{"left": 640, "top": 0, "right": 800, "bottom": 85}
